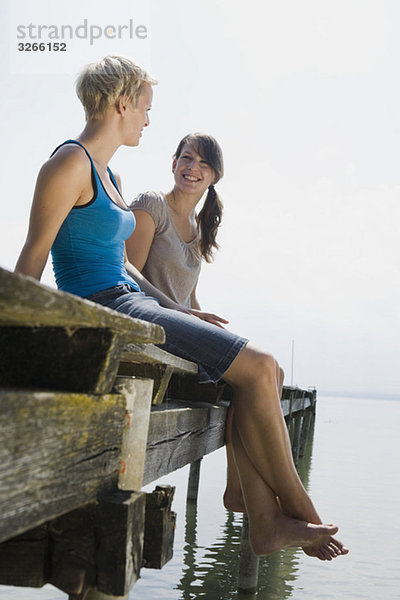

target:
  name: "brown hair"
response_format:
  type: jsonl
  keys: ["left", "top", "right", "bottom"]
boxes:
{"left": 173, "top": 133, "right": 224, "bottom": 262}
{"left": 76, "top": 55, "right": 157, "bottom": 120}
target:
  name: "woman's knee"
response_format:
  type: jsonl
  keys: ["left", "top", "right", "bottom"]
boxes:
{"left": 224, "top": 343, "right": 279, "bottom": 388}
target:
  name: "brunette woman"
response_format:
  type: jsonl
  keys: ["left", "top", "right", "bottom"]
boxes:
{"left": 15, "top": 56, "right": 347, "bottom": 561}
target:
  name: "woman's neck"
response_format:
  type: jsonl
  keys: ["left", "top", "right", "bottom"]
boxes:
{"left": 166, "top": 188, "right": 201, "bottom": 219}
{"left": 76, "top": 119, "right": 121, "bottom": 169}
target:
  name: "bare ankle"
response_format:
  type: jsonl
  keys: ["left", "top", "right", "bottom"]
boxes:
{"left": 223, "top": 487, "right": 246, "bottom": 513}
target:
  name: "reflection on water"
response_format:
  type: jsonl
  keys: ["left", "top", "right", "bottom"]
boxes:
{"left": 178, "top": 506, "right": 241, "bottom": 599}
{"left": 176, "top": 417, "right": 316, "bottom": 600}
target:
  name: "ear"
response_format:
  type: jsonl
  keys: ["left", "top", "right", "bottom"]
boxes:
{"left": 172, "top": 158, "right": 177, "bottom": 173}
{"left": 116, "top": 95, "right": 128, "bottom": 116}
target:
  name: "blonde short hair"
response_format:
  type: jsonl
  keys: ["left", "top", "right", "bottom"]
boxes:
{"left": 76, "top": 55, "right": 157, "bottom": 120}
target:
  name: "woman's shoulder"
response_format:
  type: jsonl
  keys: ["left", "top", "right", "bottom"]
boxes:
{"left": 129, "top": 190, "right": 169, "bottom": 216}
{"left": 39, "top": 142, "right": 91, "bottom": 186}
{"left": 129, "top": 191, "right": 169, "bottom": 229}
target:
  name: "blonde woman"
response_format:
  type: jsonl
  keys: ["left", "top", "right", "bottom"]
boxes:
{"left": 16, "top": 55, "right": 347, "bottom": 561}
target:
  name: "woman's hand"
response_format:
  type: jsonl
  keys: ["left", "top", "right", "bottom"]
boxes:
{"left": 188, "top": 308, "right": 229, "bottom": 328}
{"left": 125, "top": 255, "right": 229, "bottom": 327}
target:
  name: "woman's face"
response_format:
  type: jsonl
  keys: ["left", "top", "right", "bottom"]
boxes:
{"left": 172, "top": 143, "right": 215, "bottom": 195}
{"left": 124, "top": 83, "right": 153, "bottom": 146}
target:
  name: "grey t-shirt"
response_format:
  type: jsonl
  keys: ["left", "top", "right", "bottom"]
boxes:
{"left": 129, "top": 191, "right": 201, "bottom": 307}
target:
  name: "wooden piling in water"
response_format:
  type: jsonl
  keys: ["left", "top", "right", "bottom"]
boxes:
{"left": 186, "top": 459, "right": 202, "bottom": 502}
{"left": 237, "top": 514, "right": 259, "bottom": 594}
{"left": 81, "top": 590, "right": 130, "bottom": 600}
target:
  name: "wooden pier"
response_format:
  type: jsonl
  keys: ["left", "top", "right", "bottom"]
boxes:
{"left": 0, "top": 266, "right": 316, "bottom": 598}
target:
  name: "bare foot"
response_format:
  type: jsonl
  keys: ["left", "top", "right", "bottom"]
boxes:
{"left": 303, "top": 535, "right": 349, "bottom": 560}
{"left": 223, "top": 487, "right": 246, "bottom": 513}
{"left": 249, "top": 513, "right": 347, "bottom": 560}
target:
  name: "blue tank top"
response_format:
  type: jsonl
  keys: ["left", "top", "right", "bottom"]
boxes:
{"left": 50, "top": 140, "right": 140, "bottom": 297}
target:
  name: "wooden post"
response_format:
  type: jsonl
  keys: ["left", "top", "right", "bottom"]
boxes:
{"left": 142, "top": 485, "right": 176, "bottom": 569}
{"left": 237, "top": 514, "right": 259, "bottom": 594}
{"left": 299, "top": 408, "right": 313, "bottom": 457}
{"left": 186, "top": 458, "right": 202, "bottom": 502}
{"left": 113, "top": 376, "right": 154, "bottom": 491}
{"left": 73, "top": 590, "right": 129, "bottom": 600}
{"left": 287, "top": 388, "right": 295, "bottom": 441}
{"left": 49, "top": 491, "right": 145, "bottom": 599}
{"left": 291, "top": 413, "right": 304, "bottom": 465}
{"left": 95, "top": 492, "right": 146, "bottom": 595}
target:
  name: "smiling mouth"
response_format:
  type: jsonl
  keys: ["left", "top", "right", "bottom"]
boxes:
{"left": 183, "top": 174, "right": 200, "bottom": 182}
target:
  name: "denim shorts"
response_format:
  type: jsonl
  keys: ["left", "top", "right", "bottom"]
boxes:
{"left": 87, "top": 285, "right": 248, "bottom": 383}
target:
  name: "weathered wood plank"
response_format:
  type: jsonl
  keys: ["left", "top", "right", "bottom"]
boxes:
{"left": 0, "top": 267, "right": 164, "bottom": 345}
{"left": 0, "top": 526, "right": 50, "bottom": 587}
{"left": 143, "top": 402, "right": 229, "bottom": 485}
{"left": 0, "top": 389, "right": 125, "bottom": 543}
{"left": 0, "top": 326, "right": 126, "bottom": 394}
{"left": 121, "top": 343, "right": 198, "bottom": 374}
{"left": 167, "top": 373, "right": 226, "bottom": 403}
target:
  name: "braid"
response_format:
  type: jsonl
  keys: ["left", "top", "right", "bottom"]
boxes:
{"left": 197, "top": 184, "right": 224, "bottom": 262}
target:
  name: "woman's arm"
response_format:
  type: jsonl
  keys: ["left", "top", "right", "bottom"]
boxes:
{"left": 125, "top": 209, "right": 156, "bottom": 271}
{"left": 124, "top": 251, "right": 228, "bottom": 327}
{"left": 188, "top": 278, "right": 230, "bottom": 326}
{"left": 190, "top": 279, "right": 201, "bottom": 310}
{"left": 15, "top": 148, "right": 90, "bottom": 280}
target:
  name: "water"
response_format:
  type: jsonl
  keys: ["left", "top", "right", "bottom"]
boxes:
{"left": 1, "top": 394, "right": 399, "bottom": 599}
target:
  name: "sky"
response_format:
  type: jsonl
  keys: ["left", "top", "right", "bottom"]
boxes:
{"left": 1, "top": 0, "right": 399, "bottom": 395}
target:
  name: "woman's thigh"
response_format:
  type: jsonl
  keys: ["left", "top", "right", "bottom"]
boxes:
{"left": 87, "top": 285, "right": 248, "bottom": 382}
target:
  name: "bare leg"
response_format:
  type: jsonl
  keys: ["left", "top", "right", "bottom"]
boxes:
{"left": 222, "top": 343, "right": 349, "bottom": 558}
{"left": 223, "top": 362, "right": 285, "bottom": 513}
{"left": 231, "top": 418, "right": 345, "bottom": 559}
{"left": 223, "top": 403, "right": 246, "bottom": 512}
